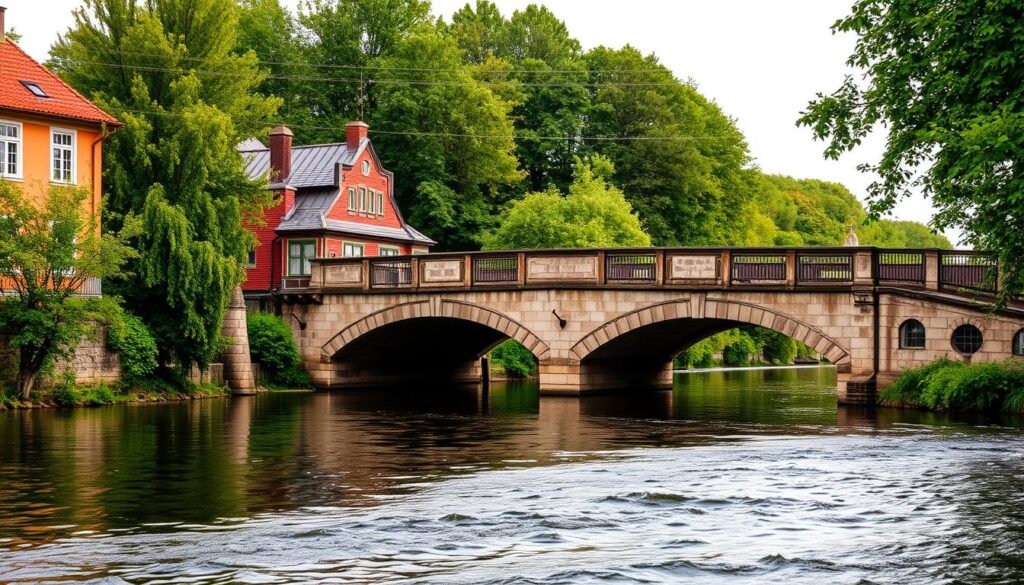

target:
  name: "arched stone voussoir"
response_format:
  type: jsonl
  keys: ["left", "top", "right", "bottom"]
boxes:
{"left": 569, "top": 297, "right": 851, "bottom": 365}
{"left": 320, "top": 298, "right": 551, "bottom": 361}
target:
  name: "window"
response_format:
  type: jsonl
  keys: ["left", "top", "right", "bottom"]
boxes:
{"left": 288, "top": 240, "right": 316, "bottom": 276}
{"left": 899, "top": 319, "right": 926, "bottom": 349}
{"left": 376, "top": 192, "right": 385, "bottom": 217}
{"left": 246, "top": 248, "right": 257, "bottom": 268}
{"left": 951, "top": 324, "right": 983, "bottom": 355}
{"left": 379, "top": 246, "right": 399, "bottom": 256}
{"left": 361, "top": 160, "right": 371, "bottom": 176}
{"left": 1014, "top": 329, "right": 1024, "bottom": 357}
{"left": 347, "top": 187, "right": 356, "bottom": 212}
{"left": 343, "top": 242, "right": 364, "bottom": 257}
{"left": 51, "top": 129, "right": 76, "bottom": 184}
{"left": 21, "top": 81, "right": 48, "bottom": 98}
{"left": 359, "top": 187, "right": 367, "bottom": 212}
{"left": 0, "top": 121, "right": 22, "bottom": 179}
{"left": 368, "top": 190, "right": 376, "bottom": 215}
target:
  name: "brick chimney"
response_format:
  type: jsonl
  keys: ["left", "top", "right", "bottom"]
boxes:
{"left": 268, "top": 125, "right": 293, "bottom": 182}
{"left": 1, "top": 6, "right": 7, "bottom": 41}
{"left": 346, "top": 121, "right": 369, "bottom": 151}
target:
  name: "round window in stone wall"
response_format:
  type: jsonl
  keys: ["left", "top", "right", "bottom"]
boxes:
{"left": 1014, "top": 329, "right": 1024, "bottom": 356}
{"left": 951, "top": 324, "right": 983, "bottom": 355}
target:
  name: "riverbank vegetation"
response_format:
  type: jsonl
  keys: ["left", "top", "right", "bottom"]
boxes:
{"left": 246, "top": 312, "right": 312, "bottom": 388}
{"left": 677, "top": 326, "right": 818, "bottom": 369}
{"left": 879, "top": 359, "right": 1024, "bottom": 413}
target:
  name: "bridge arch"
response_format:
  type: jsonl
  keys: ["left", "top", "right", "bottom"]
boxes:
{"left": 570, "top": 297, "right": 851, "bottom": 371}
{"left": 321, "top": 298, "right": 551, "bottom": 362}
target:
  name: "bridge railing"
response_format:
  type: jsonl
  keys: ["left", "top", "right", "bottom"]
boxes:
{"left": 301, "top": 247, "right": 1002, "bottom": 297}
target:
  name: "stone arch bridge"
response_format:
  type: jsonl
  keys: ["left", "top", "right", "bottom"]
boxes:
{"left": 273, "top": 247, "right": 1024, "bottom": 404}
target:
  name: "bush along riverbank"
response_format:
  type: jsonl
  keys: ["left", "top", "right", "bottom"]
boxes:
{"left": 878, "top": 358, "right": 1024, "bottom": 413}
{"left": 0, "top": 371, "right": 227, "bottom": 411}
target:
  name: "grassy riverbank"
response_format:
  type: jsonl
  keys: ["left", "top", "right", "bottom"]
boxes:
{"left": 879, "top": 359, "right": 1024, "bottom": 413}
{"left": 0, "top": 378, "right": 228, "bottom": 411}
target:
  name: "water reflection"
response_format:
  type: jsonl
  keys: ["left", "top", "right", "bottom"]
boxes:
{"left": 0, "top": 367, "right": 1022, "bottom": 584}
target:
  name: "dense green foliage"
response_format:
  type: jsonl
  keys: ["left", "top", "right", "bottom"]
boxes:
{"left": 484, "top": 156, "right": 650, "bottom": 249}
{"left": 104, "top": 309, "right": 159, "bottom": 385}
{"left": 0, "top": 183, "right": 139, "bottom": 398}
{"left": 224, "top": 0, "right": 950, "bottom": 252}
{"left": 879, "top": 359, "right": 1024, "bottom": 413}
{"left": 246, "top": 312, "right": 309, "bottom": 387}
{"left": 490, "top": 339, "right": 537, "bottom": 378}
{"left": 677, "top": 326, "right": 815, "bottom": 369}
{"left": 799, "top": 0, "right": 1023, "bottom": 299}
{"left": 52, "top": 0, "right": 278, "bottom": 370}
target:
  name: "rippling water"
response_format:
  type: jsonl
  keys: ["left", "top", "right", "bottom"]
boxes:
{"left": 1, "top": 367, "right": 1023, "bottom": 584}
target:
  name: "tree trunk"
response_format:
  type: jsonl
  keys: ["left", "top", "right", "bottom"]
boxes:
{"left": 17, "top": 369, "right": 38, "bottom": 400}
{"left": 17, "top": 345, "right": 47, "bottom": 400}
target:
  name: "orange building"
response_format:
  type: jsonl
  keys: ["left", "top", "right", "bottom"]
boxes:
{"left": 0, "top": 6, "right": 120, "bottom": 216}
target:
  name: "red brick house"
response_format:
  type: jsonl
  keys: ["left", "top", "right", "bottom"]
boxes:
{"left": 239, "top": 121, "right": 434, "bottom": 306}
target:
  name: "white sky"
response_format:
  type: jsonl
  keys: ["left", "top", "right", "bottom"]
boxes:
{"left": 2, "top": 0, "right": 954, "bottom": 241}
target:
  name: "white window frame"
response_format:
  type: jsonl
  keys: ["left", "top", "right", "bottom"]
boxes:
{"left": 347, "top": 187, "right": 356, "bottom": 212}
{"left": 361, "top": 160, "right": 371, "bottom": 176}
{"left": 379, "top": 245, "right": 399, "bottom": 257}
{"left": 343, "top": 242, "right": 364, "bottom": 257}
{"left": 50, "top": 127, "right": 77, "bottom": 184}
{"left": 358, "top": 187, "right": 367, "bottom": 213}
{"left": 287, "top": 239, "right": 317, "bottom": 276}
{"left": 0, "top": 120, "right": 24, "bottom": 180}
{"left": 376, "top": 192, "right": 385, "bottom": 217}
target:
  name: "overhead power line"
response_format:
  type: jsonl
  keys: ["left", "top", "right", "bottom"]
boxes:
{"left": 115, "top": 107, "right": 709, "bottom": 142}
{"left": 50, "top": 58, "right": 684, "bottom": 89}
{"left": 67, "top": 48, "right": 675, "bottom": 76}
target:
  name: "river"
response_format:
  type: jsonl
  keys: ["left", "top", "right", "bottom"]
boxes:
{"left": 1, "top": 366, "right": 1023, "bottom": 584}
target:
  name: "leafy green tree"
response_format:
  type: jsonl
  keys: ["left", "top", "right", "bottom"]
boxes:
{"left": 51, "top": 0, "right": 279, "bottom": 370}
{"left": 298, "top": 0, "right": 431, "bottom": 142}
{"left": 490, "top": 339, "right": 536, "bottom": 377}
{"left": 582, "top": 45, "right": 757, "bottom": 246}
{"left": 369, "top": 24, "right": 523, "bottom": 250}
{"left": 235, "top": 0, "right": 313, "bottom": 130}
{"left": 484, "top": 156, "right": 650, "bottom": 249}
{"left": 798, "top": 0, "right": 1024, "bottom": 297}
{"left": 858, "top": 220, "right": 952, "bottom": 249}
{"left": 0, "top": 183, "right": 139, "bottom": 398}
{"left": 448, "top": 0, "right": 507, "bottom": 64}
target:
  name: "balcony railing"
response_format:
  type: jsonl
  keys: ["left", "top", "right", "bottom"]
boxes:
{"left": 370, "top": 259, "right": 413, "bottom": 288}
{"left": 606, "top": 253, "right": 657, "bottom": 283}
{"left": 287, "top": 247, "right": 1009, "bottom": 303}
{"left": 473, "top": 255, "right": 518, "bottom": 284}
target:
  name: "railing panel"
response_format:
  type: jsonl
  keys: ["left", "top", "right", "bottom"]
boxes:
{"left": 940, "top": 252, "right": 997, "bottom": 293}
{"left": 731, "top": 254, "right": 786, "bottom": 283}
{"left": 370, "top": 259, "right": 413, "bottom": 288}
{"left": 606, "top": 253, "right": 657, "bottom": 282}
{"left": 473, "top": 255, "right": 518, "bottom": 284}
{"left": 878, "top": 252, "right": 925, "bottom": 284}
{"left": 796, "top": 254, "right": 853, "bottom": 283}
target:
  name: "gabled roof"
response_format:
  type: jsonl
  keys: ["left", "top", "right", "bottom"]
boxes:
{"left": 240, "top": 141, "right": 361, "bottom": 188}
{"left": 277, "top": 187, "right": 436, "bottom": 245}
{"left": 0, "top": 39, "right": 120, "bottom": 126}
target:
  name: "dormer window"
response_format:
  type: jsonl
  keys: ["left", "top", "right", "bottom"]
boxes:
{"left": 20, "top": 81, "right": 48, "bottom": 98}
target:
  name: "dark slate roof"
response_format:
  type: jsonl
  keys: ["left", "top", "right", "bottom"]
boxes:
{"left": 240, "top": 142, "right": 361, "bottom": 188}
{"left": 279, "top": 188, "right": 436, "bottom": 245}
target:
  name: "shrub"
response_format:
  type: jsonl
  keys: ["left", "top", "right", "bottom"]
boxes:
{"left": 247, "top": 312, "right": 306, "bottom": 386}
{"left": 491, "top": 340, "right": 537, "bottom": 378}
{"left": 880, "top": 358, "right": 1024, "bottom": 412}
{"left": 52, "top": 373, "right": 78, "bottom": 407}
{"left": 106, "top": 311, "right": 159, "bottom": 384}
{"left": 759, "top": 330, "right": 797, "bottom": 365}
{"left": 722, "top": 334, "right": 758, "bottom": 367}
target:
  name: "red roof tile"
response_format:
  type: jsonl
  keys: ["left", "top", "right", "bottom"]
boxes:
{"left": 0, "top": 38, "right": 120, "bottom": 126}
